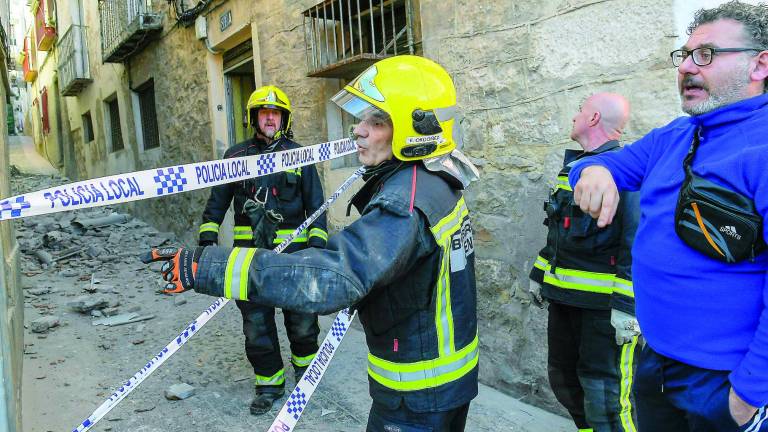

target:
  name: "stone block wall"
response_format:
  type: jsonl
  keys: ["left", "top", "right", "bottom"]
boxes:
{"left": 421, "top": 0, "right": 682, "bottom": 410}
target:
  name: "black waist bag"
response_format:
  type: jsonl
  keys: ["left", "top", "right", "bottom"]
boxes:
{"left": 674, "top": 129, "right": 766, "bottom": 263}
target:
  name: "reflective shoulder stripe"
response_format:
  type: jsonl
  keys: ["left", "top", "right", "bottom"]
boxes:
{"left": 308, "top": 227, "right": 328, "bottom": 242}
{"left": 285, "top": 168, "right": 302, "bottom": 176}
{"left": 430, "top": 197, "right": 469, "bottom": 356}
{"left": 199, "top": 222, "right": 220, "bottom": 234}
{"left": 224, "top": 247, "right": 257, "bottom": 301}
{"left": 291, "top": 352, "right": 316, "bottom": 368}
{"left": 541, "top": 265, "right": 615, "bottom": 294}
{"left": 274, "top": 228, "right": 308, "bottom": 244}
{"left": 367, "top": 334, "right": 479, "bottom": 392}
{"left": 255, "top": 369, "right": 285, "bottom": 386}
{"left": 555, "top": 175, "right": 572, "bottom": 192}
{"left": 613, "top": 277, "right": 634, "bottom": 298}
{"left": 430, "top": 197, "right": 469, "bottom": 244}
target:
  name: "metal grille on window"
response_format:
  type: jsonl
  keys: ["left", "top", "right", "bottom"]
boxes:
{"left": 302, "top": 0, "right": 416, "bottom": 79}
{"left": 138, "top": 82, "right": 160, "bottom": 150}
{"left": 108, "top": 99, "right": 124, "bottom": 151}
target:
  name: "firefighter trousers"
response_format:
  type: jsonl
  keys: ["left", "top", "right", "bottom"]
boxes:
{"left": 547, "top": 302, "right": 639, "bottom": 432}
{"left": 236, "top": 300, "right": 320, "bottom": 388}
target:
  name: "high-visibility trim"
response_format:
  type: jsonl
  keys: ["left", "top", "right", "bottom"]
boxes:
{"left": 534, "top": 255, "right": 548, "bottom": 271}
{"left": 199, "top": 222, "right": 219, "bottom": 234}
{"left": 542, "top": 265, "right": 615, "bottom": 294}
{"left": 579, "top": 429, "right": 594, "bottom": 432}
{"left": 308, "top": 227, "right": 328, "bottom": 242}
{"left": 255, "top": 369, "right": 285, "bottom": 386}
{"left": 274, "top": 228, "right": 308, "bottom": 244}
{"left": 367, "top": 334, "right": 479, "bottom": 392}
{"left": 435, "top": 244, "right": 454, "bottom": 355}
{"left": 285, "top": 168, "right": 302, "bottom": 176}
{"left": 430, "top": 198, "right": 468, "bottom": 355}
{"left": 291, "top": 352, "right": 316, "bottom": 368}
{"left": 619, "top": 336, "right": 638, "bottom": 432}
{"left": 431, "top": 197, "right": 469, "bottom": 244}
{"left": 223, "top": 247, "right": 257, "bottom": 301}
{"left": 613, "top": 277, "right": 634, "bottom": 298}
{"left": 233, "top": 225, "right": 253, "bottom": 241}
{"left": 555, "top": 175, "right": 572, "bottom": 192}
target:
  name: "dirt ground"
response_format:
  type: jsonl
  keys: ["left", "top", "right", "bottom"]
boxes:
{"left": 11, "top": 137, "right": 570, "bottom": 432}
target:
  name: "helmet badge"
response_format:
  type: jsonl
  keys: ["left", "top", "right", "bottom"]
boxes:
{"left": 352, "top": 66, "right": 385, "bottom": 102}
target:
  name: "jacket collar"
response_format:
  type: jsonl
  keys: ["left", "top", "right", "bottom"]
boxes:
{"left": 564, "top": 140, "right": 620, "bottom": 165}
{"left": 688, "top": 93, "right": 768, "bottom": 129}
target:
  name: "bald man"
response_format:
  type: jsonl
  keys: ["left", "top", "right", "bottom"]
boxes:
{"left": 528, "top": 93, "right": 640, "bottom": 432}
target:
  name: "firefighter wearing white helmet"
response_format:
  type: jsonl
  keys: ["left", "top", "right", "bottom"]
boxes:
{"left": 145, "top": 55, "right": 481, "bottom": 431}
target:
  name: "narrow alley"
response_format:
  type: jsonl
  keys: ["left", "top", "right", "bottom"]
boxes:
{"left": 12, "top": 136, "right": 571, "bottom": 432}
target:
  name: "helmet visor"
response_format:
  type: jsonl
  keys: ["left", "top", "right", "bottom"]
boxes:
{"left": 332, "top": 89, "right": 387, "bottom": 121}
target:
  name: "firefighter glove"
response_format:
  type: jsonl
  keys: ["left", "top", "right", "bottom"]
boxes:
{"left": 141, "top": 247, "right": 204, "bottom": 294}
{"left": 528, "top": 280, "right": 546, "bottom": 308}
{"left": 243, "top": 194, "right": 283, "bottom": 248}
{"left": 611, "top": 309, "right": 640, "bottom": 345}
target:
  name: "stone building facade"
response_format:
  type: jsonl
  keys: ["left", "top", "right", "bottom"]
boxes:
{"left": 22, "top": 0, "right": 697, "bottom": 413}
{"left": 0, "top": 3, "right": 23, "bottom": 429}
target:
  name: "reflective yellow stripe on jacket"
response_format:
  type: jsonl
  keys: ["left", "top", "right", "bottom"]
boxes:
{"left": 199, "top": 222, "right": 220, "bottom": 234}
{"left": 233, "top": 225, "right": 253, "bottom": 241}
{"left": 309, "top": 227, "right": 328, "bottom": 242}
{"left": 555, "top": 175, "right": 572, "bottom": 192}
{"left": 368, "top": 197, "right": 477, "bottom": 392}
{"left": 367, "top": 334, "right": 479, "bottom": 391}
{"left": 535, "top": 256, "right": 632, "bottom": 296}
{"left": 224, "top": 247, "right": 257, "bottom": 301}
{"left": 273, "top": 229, "right": 308, "bottom": 244}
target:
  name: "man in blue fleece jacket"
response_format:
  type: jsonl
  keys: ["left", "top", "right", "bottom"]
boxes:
{"left": 568, "top": 2, "right": 768, "bottom": 431}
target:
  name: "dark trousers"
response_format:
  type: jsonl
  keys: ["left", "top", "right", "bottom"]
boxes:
{"left": 548, "top": 302, "right": 639, "bottom": 432}
{"left": 634, "top": 344, "right": 768, "bottom": 432}
{"left": 366, "top": 402, "right": 470, "bottom": 432}
{"left": 236, "top": 300, "right": 319, "bottom": 387}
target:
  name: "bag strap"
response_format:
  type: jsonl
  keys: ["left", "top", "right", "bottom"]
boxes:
{"left": 682, "top": 126, "right": 703, "bottom": 176}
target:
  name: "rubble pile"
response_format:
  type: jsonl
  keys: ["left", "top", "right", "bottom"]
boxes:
{"left": 12, "top": 173, "right": 178, "bottom": 333}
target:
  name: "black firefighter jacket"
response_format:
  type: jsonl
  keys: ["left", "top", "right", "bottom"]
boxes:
{"left": 193, "top": 163, "right": 479, "bottom": 412}
{"left": 529, "top": 141, "right": 639, "bottom": 314}
{"left": 198, "top": 136, "right": 328, "bottom": 249}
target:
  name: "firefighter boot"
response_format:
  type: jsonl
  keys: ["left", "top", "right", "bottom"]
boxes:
{"left": 294, "top": 366, "right": 308, "bottom": 384}
{"left": 249, "top": 385, "right": 285, "bottom": 415}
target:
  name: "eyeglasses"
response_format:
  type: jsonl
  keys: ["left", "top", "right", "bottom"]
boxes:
{"left": 670, "top": 47, "right": 764, "bottom": 67}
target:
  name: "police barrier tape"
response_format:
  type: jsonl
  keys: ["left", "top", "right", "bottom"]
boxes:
{"left": 269, "top": 309, "right": 357, "bottom": 431}
{"left": 71, "top": 167, "right": 366, "bottom": 432}
{"left": 1, "top": 138, "right": 358, "bottom": 221}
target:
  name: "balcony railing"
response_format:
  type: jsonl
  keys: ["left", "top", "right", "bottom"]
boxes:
{"left": 58, "top": 25, "right": 92, "bottom": 96}
{"left": 98, "top": 0, "right": 162, "bottom": 63}
{"left": 302, "top": 0, "right": 415, "bottom": 78}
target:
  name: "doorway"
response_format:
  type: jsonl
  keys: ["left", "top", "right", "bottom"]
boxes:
{"left": 223, "top": 40, "right": 256, "bottom": 149}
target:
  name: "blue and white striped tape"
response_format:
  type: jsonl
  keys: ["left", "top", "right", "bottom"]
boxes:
{"left": 2, "top": 138, "right": 358, "bottom": 220}
{"left": 269, "top": 309, "right": 357, "bottom": 431}
{"left": 70, "top": 166, "right": 366, "bottom": 432}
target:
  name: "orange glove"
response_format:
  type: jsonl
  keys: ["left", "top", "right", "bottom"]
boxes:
{"left": 141, "top": 247, "right": 204, "bottom": 294}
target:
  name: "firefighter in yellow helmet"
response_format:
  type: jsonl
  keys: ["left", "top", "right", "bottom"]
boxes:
{"left": 145, "top": 55, "right": 480, "bottom": 430}
{"left": 197, "top": 85, "right": 328, "bottom": 415}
